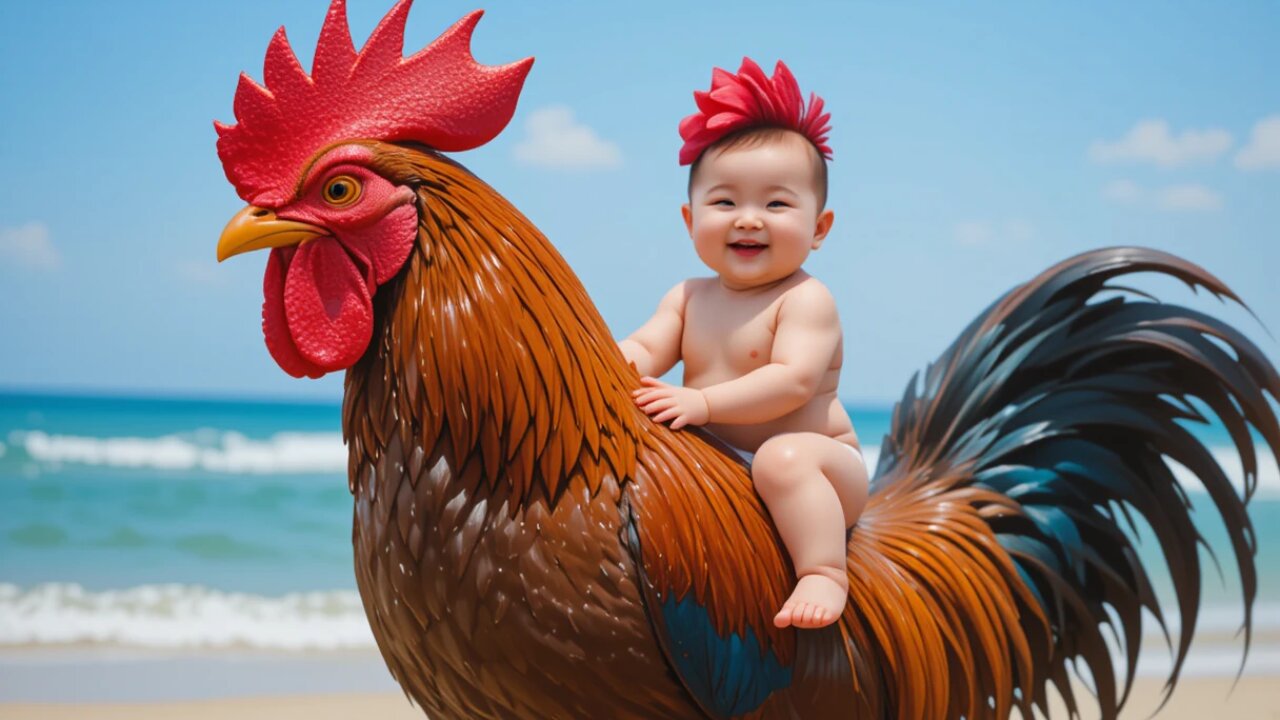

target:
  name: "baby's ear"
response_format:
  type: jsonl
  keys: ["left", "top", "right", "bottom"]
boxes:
{"left": 681, "top": 204, "right": 694, "bottom": 235}
{"left": 812, "top": 209, "right": 835, "bottom": 248}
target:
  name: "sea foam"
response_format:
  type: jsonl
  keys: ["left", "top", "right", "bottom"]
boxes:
{"left": 11, "top": 430, "right": 346, "bottom": 474}
{"left": 1198, "top": 447, "right": 1280, "bottom": 497}
{"left": 0, "top": 583, "right": 373, "bottom": 650}
{"left": 8, "top": 429, "right": 1280, "bottom": 496}
{"left": 0, "top": 582, "right": 1273, "bottom": 658}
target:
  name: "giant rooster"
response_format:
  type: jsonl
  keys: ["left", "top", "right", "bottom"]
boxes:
{"left": 214, "top": 2, "right": 1279, "bottom": 718}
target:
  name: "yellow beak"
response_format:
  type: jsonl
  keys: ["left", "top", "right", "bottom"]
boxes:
{"left": 217, "top": 205, "right": 328, "bottom": 262}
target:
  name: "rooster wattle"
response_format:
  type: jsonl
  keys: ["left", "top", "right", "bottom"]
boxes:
{"left": 214, "top": 2, "right": 1279, "bottom": 718}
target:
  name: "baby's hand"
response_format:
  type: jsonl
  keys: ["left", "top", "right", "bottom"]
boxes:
{"left": 632, "top": 377, "right": 710, "bottom": 430}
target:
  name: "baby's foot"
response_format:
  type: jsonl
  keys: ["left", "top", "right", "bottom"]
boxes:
{"left": 773, "top": 571, "right": 848, "bottom": 629}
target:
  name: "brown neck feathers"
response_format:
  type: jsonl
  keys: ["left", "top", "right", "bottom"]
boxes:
{"left": 343, "top": 143, "right": 641, "bottom": 506}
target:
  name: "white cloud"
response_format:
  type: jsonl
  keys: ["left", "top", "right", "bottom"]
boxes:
{"left": 513, "top": 106, "right": 622, "bottom": 170}
{"left": 1089, "top": 120, "right": 1232, "bottom": 168}
{"left": 0, "top": 222, "right": 59, "bottom": 270}
{"left": 1234, "top": 115, "right": 1280, "bottom": 170}
{"left": 1158, "top": 184, "right": 1223, "bottom": 211}
{"left": 1103, "top": 180, "right": 1223, "bottom": 212}
{"left": 954, "top": 219, "right": 1034, "bottom": 247}
{"left": 1103, "top": 179, "right": 1144, "bottom": 204}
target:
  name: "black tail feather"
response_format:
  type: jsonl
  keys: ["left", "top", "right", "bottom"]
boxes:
{"left": 875, "top": 247, "right": 1280, "bottom": 717}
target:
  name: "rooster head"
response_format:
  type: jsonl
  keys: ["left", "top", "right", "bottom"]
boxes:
{"left": 213, "top": 0, "right": 532, "bottom": 378}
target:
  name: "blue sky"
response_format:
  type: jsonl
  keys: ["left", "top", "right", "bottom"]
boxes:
{"left": 1, "top": 0, "right": 1277, "bottom": 405}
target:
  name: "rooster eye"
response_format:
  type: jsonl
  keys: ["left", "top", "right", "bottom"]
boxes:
{"left": 322, "top": 175, "right": 362, "bottom": 207}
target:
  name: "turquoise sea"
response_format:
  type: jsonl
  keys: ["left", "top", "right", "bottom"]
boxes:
{"left": 0, "top": 390, "right": 1277, "bottom": 688}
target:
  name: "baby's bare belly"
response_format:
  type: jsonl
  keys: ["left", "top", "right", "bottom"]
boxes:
{"left": 704, "top": 390, "right": 858, "bottom": 453}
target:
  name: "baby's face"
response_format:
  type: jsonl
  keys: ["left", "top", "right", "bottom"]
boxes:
{"left": 684, "top": 133, "right": 833, "bottom": 291}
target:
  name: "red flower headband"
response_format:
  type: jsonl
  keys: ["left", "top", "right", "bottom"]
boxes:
{"left": 678, "top": 58, "right": 832, "bottom": 166}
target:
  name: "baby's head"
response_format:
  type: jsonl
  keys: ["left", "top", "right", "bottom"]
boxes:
{"left": 679, "top": 59, "right": 834, "bottom": 289}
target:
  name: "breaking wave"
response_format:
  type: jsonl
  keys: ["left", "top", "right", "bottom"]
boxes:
{"left": 0, "top": 583, "right": 373, "bottom": 650}
{"left": 7, "top": 430, "right": 346, "bottom": 475}
{"left": 0, "top": 582, "right": 1274, "bottom": 664}
{"left": 6, "top": 429, "right": 1279, "bottom": 496}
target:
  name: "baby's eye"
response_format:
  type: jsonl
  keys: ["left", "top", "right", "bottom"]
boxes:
{"left": 768, "top": 200, "right": 791, "bottom": 209}
{"left": 711, "top": 199, "right": 735, "bottom": 207}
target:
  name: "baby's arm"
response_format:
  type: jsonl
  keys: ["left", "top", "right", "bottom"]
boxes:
{"left": 701, "top": 281, "right": 840, "bottom": 424}
{"left": 618, "top": 282, "right": 688, "bottom": 378}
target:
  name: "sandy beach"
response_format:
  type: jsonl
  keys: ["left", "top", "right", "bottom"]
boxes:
{"left": 1, "top": 676, "right": 1277, "bottom": 719}
{"left": 1, "top": 637, "right": 1278, "bottom": 719}
{"left": 0, "top": 694, "right": 423, "bottom": 720}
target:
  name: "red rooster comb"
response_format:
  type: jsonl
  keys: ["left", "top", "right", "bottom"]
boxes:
{"left": 215, "top": 0, "right": 534, "bottom": 206}
{"left": 678, "top": 58, "right": 831, "bottom": 166}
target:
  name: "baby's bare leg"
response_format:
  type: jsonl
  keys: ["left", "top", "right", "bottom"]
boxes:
{"left": 751, "top": 433, "right": 869, "bottom": 629}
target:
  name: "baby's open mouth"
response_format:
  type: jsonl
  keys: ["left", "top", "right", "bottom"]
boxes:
{"left": 729, "top": 240, "right": 766, "bottom": 257}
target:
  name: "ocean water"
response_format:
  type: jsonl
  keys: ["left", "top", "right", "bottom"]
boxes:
{"left": 1, "top": 390, "right": 1277, "bottom": 667}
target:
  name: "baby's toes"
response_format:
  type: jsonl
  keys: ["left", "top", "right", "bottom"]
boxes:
{"left": 798, "top": 604, "right": 823, "bottom": 628}
{"left": 773, "top": 603, "right": 797, "bottom": 628}
{"left": 794, "top": 603, "right": 813, "bottom": 627}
